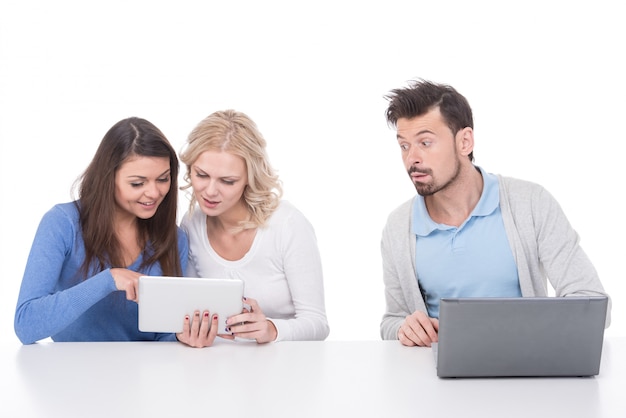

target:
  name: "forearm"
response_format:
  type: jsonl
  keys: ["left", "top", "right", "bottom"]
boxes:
{"left": 14, "top": 269, "right": 117, "bottom": 344}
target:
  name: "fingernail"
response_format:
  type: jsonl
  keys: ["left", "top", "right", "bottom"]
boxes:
{"left": 213, "top": 315, "right": 218, "bottom": 320}
{"left": 204, "top": 312, "right": 209, "bottom": 317}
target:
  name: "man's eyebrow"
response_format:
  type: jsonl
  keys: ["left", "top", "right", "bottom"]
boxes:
{"left": 397, "top": 129, "right": 434, "bottom": 140}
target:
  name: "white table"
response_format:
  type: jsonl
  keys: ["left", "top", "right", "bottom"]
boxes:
{"left": 2, "top": 338, "right": 625, "bottom": 418}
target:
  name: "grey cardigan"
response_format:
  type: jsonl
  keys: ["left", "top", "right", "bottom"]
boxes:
{"left": 380, "top": 175, "right": 611, "bottom": 340}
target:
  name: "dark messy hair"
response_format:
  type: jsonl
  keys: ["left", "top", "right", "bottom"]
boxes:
{"left": 384, "top": 79, "right": 475, "bottom": 161}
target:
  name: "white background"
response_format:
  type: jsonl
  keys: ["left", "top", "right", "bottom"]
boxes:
{"left": 1, "top": 1, "right": 624, "bottom": 346}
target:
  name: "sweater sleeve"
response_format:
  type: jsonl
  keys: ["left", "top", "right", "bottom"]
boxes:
{"left": 531, "top": 184, "right": 612, "bottom": 326}
{"left": 179, "top": 212, "right": 199, "bottom": 278}
{"left": 269, "top": 208, "right": 330, "bottom": 341}
{"left": 14, "top": 205, "right": 118, "bottom": 344}
{"left": 379, "top": 200, "right": 419, "bottom": 340}
{"left": 501, "top": 177, "right": 612, "bottom": 327}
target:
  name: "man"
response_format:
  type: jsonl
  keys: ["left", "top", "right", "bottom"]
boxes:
{"left": 379, "top": 79, "right": 611, "bottom": 347}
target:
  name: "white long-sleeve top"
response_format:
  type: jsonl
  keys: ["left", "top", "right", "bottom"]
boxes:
{"left": 180, "top": 200, "right": 330, "bottom": 342}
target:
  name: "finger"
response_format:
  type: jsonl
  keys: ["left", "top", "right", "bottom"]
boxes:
{"left": 175, "top": 315, "right": 191, "bottom": 345}
{"left": 198, "top": 311, "right": 211, "bottom": 336}
{"left": 126, "top": 285, "right": 137, "bottom": 302}
{"left": 228, "top": 320, "right": 249, "bottom": 335}
{"left": 182, "top": 314, "right": 191, "bottom": 335}
{"left": 419, "top": 320, "right": 438, "bottom": 343}
{"left": 431, "top": 318, "right": 440, "bottom": 332}
{"left": 398, "top": 327, "right": 417, "bottom": 347}
{"left": 403, "top": 323, "right": 427, "bottom": 346}
{"left": 190, "top": 311, "right": 201, "bottom": 335}
{"left": 244, "top": 297, "right": 260, "bottom": 312}
{"left": 205, "top": 313, "right": 218, "bottom": 344}
{"left": 410, "top": 312, "right": 438, "bottom": 344}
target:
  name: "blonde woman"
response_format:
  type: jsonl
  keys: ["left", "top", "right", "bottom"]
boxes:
{"left": 179, "top": 110, "right": 329, "bottom": 345}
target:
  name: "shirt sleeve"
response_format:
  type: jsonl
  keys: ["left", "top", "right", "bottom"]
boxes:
{"left": 268, "top": 208, "right": 330, "bottom": 341}
{"left": 14, "top": 205, "right": 118, "bottom": 344}
{"left": 179, "top": 211, "right": 199, "bottom": 278}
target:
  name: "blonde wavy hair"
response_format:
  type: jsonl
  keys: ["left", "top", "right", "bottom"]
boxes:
{"left": 180, "top": 110, "right": 283, "bottom": 231}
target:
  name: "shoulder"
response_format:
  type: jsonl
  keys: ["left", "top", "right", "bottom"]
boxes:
{"left": 269, "top": 200, "right": 308, "bottom": 223}
{"left": 180, "top": 204, "right": 205, "bottom": 230}
{"left": 497, "top": 175, "right": 555, "bottom": 203}
{"left": 33, "top": 202, "right": 80, "bottom": 247}
{"left": 381, "top": 197, "right": 415, "bottom": 238}
{"left": 267, "top": 200, "right": 316, "bottom": 234}
{"left": 499, "top": 175, "right": 546, "bottom": 193}
{"left": 386, "top": 197, "right": 415, "bottom": 225}
{"left": 41, "top": 201, "right": 80, "bottom": 226}
{"left": 176, "top": 226, "right": 188, "bottom": 244}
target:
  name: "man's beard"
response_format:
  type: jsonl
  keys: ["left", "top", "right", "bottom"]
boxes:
{"left": 409, "top": 157, "right": 462, "bottom": 196}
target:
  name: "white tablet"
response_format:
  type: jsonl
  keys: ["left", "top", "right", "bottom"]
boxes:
{"left": 138, "top": 276, "right": 244, "bottom": 334}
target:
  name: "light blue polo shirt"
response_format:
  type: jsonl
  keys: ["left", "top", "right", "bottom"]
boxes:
{"left": 413, "top": 168, "right": 521, "bottom": 318}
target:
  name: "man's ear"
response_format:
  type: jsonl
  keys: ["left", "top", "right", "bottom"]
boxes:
{"left": 456, "top": 127, "right": 474, "bottom": 158}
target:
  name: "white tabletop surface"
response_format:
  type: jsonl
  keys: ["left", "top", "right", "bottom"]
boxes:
{"left": 2, "top": 337, "right": 625, "bottom": 418}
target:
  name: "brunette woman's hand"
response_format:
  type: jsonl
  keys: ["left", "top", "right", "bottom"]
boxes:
{"left": 225, "top": 297, "right": 277, "bottom": 344}
{"left": 110, "top": 268, "right": 142, "bottom": 302}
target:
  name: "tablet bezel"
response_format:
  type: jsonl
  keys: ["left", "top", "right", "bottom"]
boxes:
{"left": 138, "top": 276, "right": 245, "bottom": 334}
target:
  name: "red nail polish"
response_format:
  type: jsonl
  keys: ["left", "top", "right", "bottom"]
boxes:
{"left": 204, "top": 312, "right": 209, "bottom": 317}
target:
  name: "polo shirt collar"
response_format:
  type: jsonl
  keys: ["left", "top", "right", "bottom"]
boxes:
{"left": 411, "top": 166, "right": 499, "bottom": 236}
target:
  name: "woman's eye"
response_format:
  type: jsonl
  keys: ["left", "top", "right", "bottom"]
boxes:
{"left": 157, "top": 177, "right": 170, "bottom": 183}
{"left": 131, "top": 182, "right": 144, "bottom": 188}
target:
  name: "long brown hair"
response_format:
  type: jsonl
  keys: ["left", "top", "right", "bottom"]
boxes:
{"left": 75, "top": 117, "right": 182, "bottom": 277}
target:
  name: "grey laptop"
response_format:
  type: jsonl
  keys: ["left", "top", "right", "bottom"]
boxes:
{"left": 433, "top": 296, "right": 608, "bottom": 378}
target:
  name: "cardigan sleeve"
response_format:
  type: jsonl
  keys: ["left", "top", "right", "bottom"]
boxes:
{"left": 499, "top": 177, "right": 612, "bottom": 327}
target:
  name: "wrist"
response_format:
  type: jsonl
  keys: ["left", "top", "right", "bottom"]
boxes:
{"left": 266, "top": 319, "right": 278, "bottom": 342}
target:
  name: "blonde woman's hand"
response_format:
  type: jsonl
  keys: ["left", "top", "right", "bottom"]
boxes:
{"left": 110, "top": 268, "right": 142, "bottom": 302}
{"left": 176, "top": 310, "right": 223, "bottom": 348}
{"left": 225, "top": 297, "right": 277, "bottom": 344}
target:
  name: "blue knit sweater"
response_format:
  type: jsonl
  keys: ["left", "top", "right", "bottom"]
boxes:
{"left": 14, "top": 202, "right": 189, "bottom": 344}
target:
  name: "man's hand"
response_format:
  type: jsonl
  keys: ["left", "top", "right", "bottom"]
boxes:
{"left": 398, "top": 310, "right": 439, "bottom": 347}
